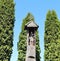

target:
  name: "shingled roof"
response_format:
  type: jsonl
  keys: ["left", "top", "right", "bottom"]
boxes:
{"left": 25, "top": 21, "right": 39, "bottom": 27}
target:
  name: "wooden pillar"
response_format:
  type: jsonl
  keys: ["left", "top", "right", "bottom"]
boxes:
{"left": 25, "top": 21, "right": 39, "bottom": 61}
{"left": 26, "top": 31, "right": 36, "bottom": 61}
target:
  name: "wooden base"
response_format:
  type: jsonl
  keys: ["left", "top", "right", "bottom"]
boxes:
{"left": 26, "top": 57, "right": 36, "bottom": 61}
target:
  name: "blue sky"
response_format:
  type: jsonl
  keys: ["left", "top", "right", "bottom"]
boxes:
{"left": 10, "top": 0, "right": 60, "bottom": 61}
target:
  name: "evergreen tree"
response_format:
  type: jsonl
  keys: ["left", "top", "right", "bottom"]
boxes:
{"left": 0, "top": 0, "right": 15, "bottom": 61}
{"left": 44, "top": 10, "right": 60, "bottom": 61}
{"left": 18, "top": 13, "right": 40, "bottom": 61}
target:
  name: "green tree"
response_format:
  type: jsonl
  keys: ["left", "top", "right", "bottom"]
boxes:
{"left": 18, "top": 13, "right": 40, "bottom": 61}
{"left": 44, "top": 10, "right": 60, "bottom": 61}
{"left": 0, "top": 0, "right": 15, "bottom": 61}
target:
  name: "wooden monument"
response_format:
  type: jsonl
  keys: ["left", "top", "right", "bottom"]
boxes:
{"left": 25, "top": 21, "right": 39, "bottom": 61}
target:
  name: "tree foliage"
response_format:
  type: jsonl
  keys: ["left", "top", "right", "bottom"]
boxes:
{"left": 44, "top": 10, "right": 60, "bottom": 61}
{"left": 0, "top": 0, "right": 15, "bottom": 61}
{"left": 18, "top": 13, "right": 40, "bottom": 61}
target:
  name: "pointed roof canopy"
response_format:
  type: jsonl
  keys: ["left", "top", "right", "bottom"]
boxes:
{"left": 25, "top": 21, "right": 39, "bottom": 30}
